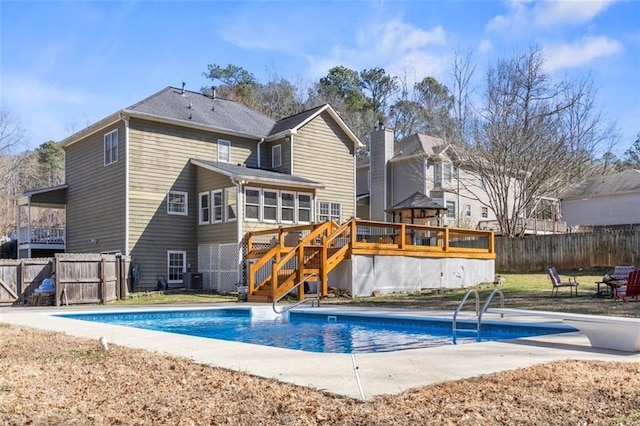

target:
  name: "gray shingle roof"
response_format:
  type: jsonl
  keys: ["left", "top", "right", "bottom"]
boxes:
{"left": 559, "top": 169, "right": 640, "bottom": 200}
{"left": 268, "top": 104, "right": 326, "bottom": 136}
{"left": 393, "top": 134, "right": 447, "bottom": 159}
{"left": 191, "top": 159, "right": 324, "bottom": 188}
{"left": 385, "top": 191, "right": 446, "bottom": 212}
{"left": 126, "top": 87, "right": 276, "bottom": 137}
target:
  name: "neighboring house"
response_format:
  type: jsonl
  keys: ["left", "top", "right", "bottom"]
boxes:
{"left": 559, "top": 169, "right": 640, "bottom": 228}
{"left": 357, "top": 127, "right": 500, "bottom": 229}
{"left": 357, "top": 126, "right": 564, "bottom": 234}
{"left": 16, "top": 85, "right": 360, "bottom": 291}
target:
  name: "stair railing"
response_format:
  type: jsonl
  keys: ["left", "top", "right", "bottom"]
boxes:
{"left": 270, "top": 222, "right": 334, "bottom": 301}
{"left": 272, "top": 273, "right": 321, "bottom": 314}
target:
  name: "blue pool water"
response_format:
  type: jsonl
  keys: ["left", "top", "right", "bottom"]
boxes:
{"left": 58, "top": 308, "right": 575, "bottom": 354}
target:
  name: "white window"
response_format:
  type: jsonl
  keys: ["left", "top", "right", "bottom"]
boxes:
{"left": 317, "top": 201, "right": 341, "bottom": 223}
{"left": 263, "top": 190, "right": 278, "bottom": 222}
{"left": 225, "top": 187, "right": 237, "bottom": 221}
{"left": 245, "top": 188, "right": 260, "bottom": 221}
{"left": 465, "top": 204, "right": 472, "bottom": 217}
{"left": 167, "top": 251, "right": 186, "bottom": 283}
{"left": 272, "top": 144, "right": 282, "bottom": 168}
{"left": 446, "top": 201, "right": 456, "bottom": 219}
{"left": 281, "top": 191, "right": 295, "bottom": 223}
{"left": 481, "top": 206, "right": 489, "bottom": 219}
{"left": 167, "top": 191, "right": 188, "bottom": 216}
{"left": 217, "top": 139, "right": 230, "bottom": 163}
{"left": 104, "top": 129, "right": 118, "bottom": 166}
{"left": 198, "top": 192, "right": 210, "bottom": 225}
{"left": 212, "top": 190, "right": 223, "bottom": 223}
{"left": 298, "top": 193, "right": 311, "bottom": 223}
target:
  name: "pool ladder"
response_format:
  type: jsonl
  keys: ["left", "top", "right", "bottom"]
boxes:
{"left": 272, "top": 273, "right": 321, "bottom": 314}
{"left": 452, "top": 289, "right": 504, "bottom": 343}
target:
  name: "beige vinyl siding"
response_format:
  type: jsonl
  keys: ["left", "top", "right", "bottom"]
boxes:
{"left": 196, "top": 167, "right": 239, "bottom": 244}
{"left": 390, "top": 159, "right": 425, "bottom": 205}
{"left": 65, "top": 122, "right": 126, "bottom": 254}
{"left": 292, "top": 111, "right": 355, "bottom": 222}
{"left": 127, "top": 119, "right": 258, "bottom": 287}
{"left": 356, "top": 166, "right": 369, "bottom": 195}
{"left": 266, "top": 138, "right": 292, "bottom": 173}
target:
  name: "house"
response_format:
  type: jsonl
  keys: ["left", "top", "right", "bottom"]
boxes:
{"left": 16, "top": 85, "right": 360, "bottom": 291}
{"left": 559, "top": 169, "right": 640, "bottom": 229}
{"left": 357, "top": 127, "right": 499, "bottom": 228}
{"left": 357, "top": 126, "right": 565, "bottom": 235}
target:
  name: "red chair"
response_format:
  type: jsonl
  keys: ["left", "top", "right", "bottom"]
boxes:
{"left": 614, "top": 269, "right": 640, "bottom": 302}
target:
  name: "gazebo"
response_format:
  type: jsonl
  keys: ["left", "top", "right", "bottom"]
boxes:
{"left": 385, "top": 191, "right": 447, "bottom": 226}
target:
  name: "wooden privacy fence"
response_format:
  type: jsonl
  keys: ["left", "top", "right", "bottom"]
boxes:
{"left": 0, "top": 254, "right": 131, "bottom": 306}
{"left": 496, "top": 230, "right": 640, "bottom": 272}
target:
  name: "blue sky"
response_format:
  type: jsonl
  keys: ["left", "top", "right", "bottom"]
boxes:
{"left": 1, "top": 0, "right": 639, "bottom": 154}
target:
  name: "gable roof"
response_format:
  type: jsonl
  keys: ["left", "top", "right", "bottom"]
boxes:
{"left": 559, "top": 169, "right": 640, "bottom": 200}
{"left": 392, "top": 133, "right": 449, "bottom": 161}
{"left": 191, "top": 159, "right": 324, "bottom": 189}
{"left": 60, "top": 87, "right": 361, "bottom": 148}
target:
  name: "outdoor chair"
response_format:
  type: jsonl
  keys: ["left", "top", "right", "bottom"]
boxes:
{"left": 614, "top": 269, "right": 640, "bottom": 302}
{"left": 547, "top": 266, "right": 579, "bottom": 297}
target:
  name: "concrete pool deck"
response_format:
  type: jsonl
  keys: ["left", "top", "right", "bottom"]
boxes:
{"left": 2, "top": 303, "right": 639, "bottom": 400}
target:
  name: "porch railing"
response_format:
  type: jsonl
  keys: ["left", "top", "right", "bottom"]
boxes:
{"left": 18, "top": 227, "right": 66, "bottom": 245}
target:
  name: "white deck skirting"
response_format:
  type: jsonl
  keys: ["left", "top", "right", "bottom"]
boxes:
{"left": 487, "top": 308, "right": 640, "bottom": 352}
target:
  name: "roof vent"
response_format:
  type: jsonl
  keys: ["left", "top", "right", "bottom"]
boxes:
{"left": 181, "top": 82, "right": 186, "bottom": 95}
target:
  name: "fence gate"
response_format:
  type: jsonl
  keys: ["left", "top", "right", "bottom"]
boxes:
{"left": 198, "top": 243, "right": 240, "bottom": 293}
{"left": 0, "top": 260, "right": 20, "bottom": 304}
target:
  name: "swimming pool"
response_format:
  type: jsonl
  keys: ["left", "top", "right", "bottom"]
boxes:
{"left": 58, "top": 308, "right": 575, "bottom": 354}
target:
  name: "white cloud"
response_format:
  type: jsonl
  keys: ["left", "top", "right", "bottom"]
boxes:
{"left": 478, "top": 39, "right": 493, "bottom": 54}
{"left": 305, "top": 17, "right": 448, "bottom": 85}
{"left": 544, "top": 35, "right": 623, "bottom": 71}
{"left": 1, "top": 73, "right": 97, "bottom": 147}
{"left": 533, "top": 0, "right": 617, "bottom": 28}
{"left": 487, "top": 0, "right": 618, "bottom": 34}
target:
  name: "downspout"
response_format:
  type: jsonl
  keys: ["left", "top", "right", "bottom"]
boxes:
{"left": 257, "top": 138, "right": 264, "bottom": 168}
{"left": 123, "top": 114, "right": 130, "bottom": 256}
{"left": 456, "top": 164, "right": 460, "bottom": 228}
{"left": 27, "top": 198, "right": 31, "bottom": 258}
{"left": 231, "top": 177, "right": 245, "bottom": 284}
{"left": 289, "top": 134, "right": 294, "bottom": 174}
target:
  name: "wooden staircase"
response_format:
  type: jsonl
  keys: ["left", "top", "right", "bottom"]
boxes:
{"left": 247, "top": 221, "right": 343, "bottom": 303}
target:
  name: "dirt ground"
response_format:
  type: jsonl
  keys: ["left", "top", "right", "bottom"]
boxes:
{"left": 1, "top": 324, "right": 639, "bottom": 425}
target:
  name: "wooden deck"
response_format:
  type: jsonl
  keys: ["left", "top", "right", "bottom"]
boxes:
{"left": 246, "top": 219, "right": 495, "bottom": 303}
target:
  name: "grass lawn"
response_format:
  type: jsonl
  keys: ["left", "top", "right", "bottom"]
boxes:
{"left": 110, "top": 271, "right": 639, "bottom": 317}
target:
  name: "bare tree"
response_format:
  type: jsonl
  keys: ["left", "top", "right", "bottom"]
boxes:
{"left": 459, "top": 46, "right": 609, "bottom": 237}
{"left": 450, "top": 50, "right": 477, "bottom": 145}
{"left": 0, "top": 110, "right": 27, "bottom": 192}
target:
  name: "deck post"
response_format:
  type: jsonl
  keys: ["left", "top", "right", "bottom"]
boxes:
{"left": 271, "top": 261, "right": 278, "bottom": 302}
{"left": 297, "top": 244, "right": 304, "bottom": 301}
{"left": 321, "top": 236, "right": 328, "bottom": 297}
{"left": 399, "top": 224, "right": 406, "bottom": 249}
{"left": 443, "top": 227, "right": 450, "bottom": 252}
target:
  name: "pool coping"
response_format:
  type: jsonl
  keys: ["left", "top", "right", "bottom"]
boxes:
{"left": 2, "top": 303, "right": 640, "bottom": 400}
